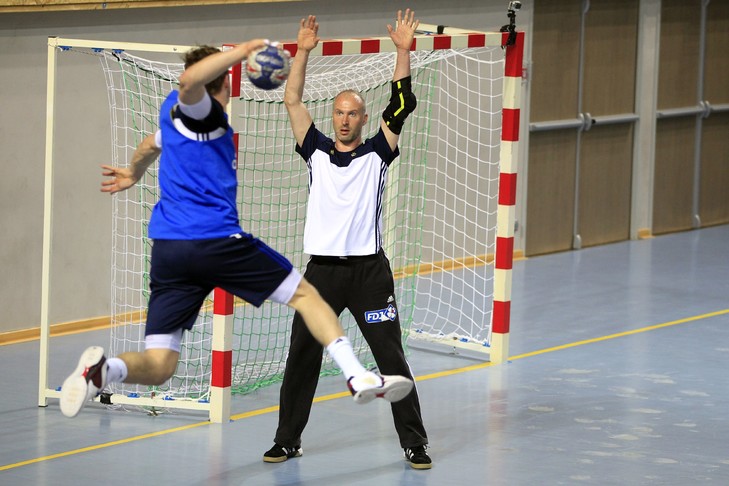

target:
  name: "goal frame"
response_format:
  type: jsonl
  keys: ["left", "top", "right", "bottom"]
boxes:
{"left": 38, "top": 27, "right": 523, "bottom": 422}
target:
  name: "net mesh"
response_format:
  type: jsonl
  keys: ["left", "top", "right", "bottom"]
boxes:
{"left": 68, "top": 43, "right": 504, "bottom": 402}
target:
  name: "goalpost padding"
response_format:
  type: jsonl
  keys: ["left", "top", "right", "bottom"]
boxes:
{"left": 38, "top": 28, "right": 523, "bottom": 421}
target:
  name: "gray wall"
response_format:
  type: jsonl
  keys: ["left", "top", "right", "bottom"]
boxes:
{"left": 0, "top": 0, "right": 523, "bottom": 333}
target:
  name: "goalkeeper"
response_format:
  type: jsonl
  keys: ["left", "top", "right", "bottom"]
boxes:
{"left": 263, "top": 10, "right": 431, "bottom": 470}
{"left": 59, "top": 39, "right": 414, "bottom": 420}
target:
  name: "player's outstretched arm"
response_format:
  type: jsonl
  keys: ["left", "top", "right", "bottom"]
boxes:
{"left": 387, "top": 9, "right": 418, "bottom": 82}
{"left": 284, "top": 15, "right": 319, "bottom": 147}
{"left": 100, "top": 133, "right": 160, "bottom": 194}
{"left": 178, "top": 38, "right": 268, "bottom": 105}
{"left": 382, "top": 9, "right": 419, "bottom": 150}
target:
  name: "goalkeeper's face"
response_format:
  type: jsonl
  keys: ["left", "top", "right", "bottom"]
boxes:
{"left": 332, "top": 92, "right": 368, "bottom": 146}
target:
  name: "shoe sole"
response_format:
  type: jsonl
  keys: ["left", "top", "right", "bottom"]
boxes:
{"left": 262, "top": 456, "right": 288, "bottom": 464}
{"left": 60, "top": 346, "right": 105, "bottom": 418}
{"left": 353, "top": 375, "right": 413, "bottom": 404}
{"left": 263, "top": 449, "right": 302, "bottom": 463}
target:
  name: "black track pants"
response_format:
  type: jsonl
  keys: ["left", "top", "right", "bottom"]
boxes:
{"left": 273, "top": 251, "right": 428, "bottom": 449}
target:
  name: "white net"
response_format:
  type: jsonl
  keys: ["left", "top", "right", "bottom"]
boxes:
{"left": 64, "top": 41, "right": 504, "bottom": 402}
{"left": 412, "top": 49, "right": 505, "bottom": 349}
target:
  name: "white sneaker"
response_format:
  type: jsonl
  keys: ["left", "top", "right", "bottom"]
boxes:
{"left": 60, "top": 346, "right": 108, "bottom": 418}
{"left": 347, "top": 371, "right": 414, "bottom": 404}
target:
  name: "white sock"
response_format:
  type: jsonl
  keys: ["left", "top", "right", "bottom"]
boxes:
{"left": 326, "top": 336, "right": 366, "bottom": 380}
{"left": 106, "top": 357, "right": 128, "bottom": 384}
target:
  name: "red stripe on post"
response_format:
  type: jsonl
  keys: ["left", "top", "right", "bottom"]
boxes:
{"left": 360, "top": 39, "right": 380, "bottom": 54}
{"left": 498, "top": 173, "right": 518, "bottom": 206}
{"left": 495, "top": 237, "right": 514, "bottom": 270}
{"left": 468, "top": 33, "right": 486, "bottom": 48}
{"left": 492, "top": 300, "right": 511, "bottom": 334}
{"left": 503, "top": 31, "right": 524, "bottom": 78}
{"left": 433, "top": 35, "right": 451, "bottom": 50}
{"left": 213, "top": 288, "right": 234, "bottom": 315}
{"left": 502, "top": 108, "right": 520, "bottom": 142}
{"left": 230, "top": 63, "right": 242, "bottom": 98}
{"left": 322, "top": 41, "right": 343, "bottom": 56}
{"left": 232, "top": 132, "right": 240, "bottom": 171}
{"left": 211, "top": 350, "right": 232, "bottom": 388}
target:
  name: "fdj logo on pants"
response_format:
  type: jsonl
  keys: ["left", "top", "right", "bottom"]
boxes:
{"left": 364, "top": 304, "right": 397, "bottom": 323}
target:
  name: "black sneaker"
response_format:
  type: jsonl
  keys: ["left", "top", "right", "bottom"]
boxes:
{"left": 404, "top": 445, "right": 432, "bottom": 470}
{"left": 263, "top": 444, "right": 302, "bottom": 463}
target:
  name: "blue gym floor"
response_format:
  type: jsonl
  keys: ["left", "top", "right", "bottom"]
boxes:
{"left": 1, "top": 225, "right": 728, "bottom": 485}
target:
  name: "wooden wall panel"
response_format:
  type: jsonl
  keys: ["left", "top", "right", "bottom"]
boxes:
{"left": 527, "top": 0, "right": 639, "bottom": 255}
{"left": 577, "top": 1, "right": 637, "bottom": 247}
{"left": 530, "top": 0, "right": 582, "bottom": 122}
{"left": 525, "top": 130, "right": 577, "bottom": 256}
{"left": 658, "top": 0, "right": 701, "bottom": 109}
{"left": 700, "top": 3, "right": 729, "bottom": 227}
{"left": 653, "top": 117, "right": 696, "bottom": 234}
{"left": 578, "top": 124, "right": 633, "bottom": 247}
{"left": 582, "top": 0, "right": 638, "bottom": 116}
{"left": 700, "top": 113, "right": 729, "bottom": 226}
{"left": 705, "top": 1, "right": 729, "bottom": 104}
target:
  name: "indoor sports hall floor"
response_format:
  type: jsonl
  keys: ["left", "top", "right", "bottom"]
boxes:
{"left": 1, "top": 225, "right": 728, "bottom": 485}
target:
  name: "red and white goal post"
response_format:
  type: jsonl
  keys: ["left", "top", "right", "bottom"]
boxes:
{"left": 38, "top": 26, "right": 524, "bottom": 422}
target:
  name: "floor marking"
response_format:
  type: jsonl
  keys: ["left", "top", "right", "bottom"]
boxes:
{"left": 3, "top": 308, "right": 727, "bottom": 471}
{"left": 506, "top": 308, "right": 729, "bottom": 362}
{"left": 0, "top": 421, "right": 209, "bottom": 471}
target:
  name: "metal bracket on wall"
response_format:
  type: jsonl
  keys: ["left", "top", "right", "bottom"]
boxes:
{"left": 582, "top": 112, "right": 593, "bottom": 132}
{"left": 699, "top": 100, "right": 712, "bottom": 119}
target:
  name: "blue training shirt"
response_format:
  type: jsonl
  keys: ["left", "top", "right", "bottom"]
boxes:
{"left": 148, "top": 90, "right": 242, "bottom": 240}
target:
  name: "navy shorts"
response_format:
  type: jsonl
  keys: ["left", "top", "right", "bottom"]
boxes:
{"left": 145, "top": 233, "right": 295, "bottom": 336}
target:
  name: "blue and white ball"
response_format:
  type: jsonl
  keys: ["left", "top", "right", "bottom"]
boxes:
{"left": 246, "top": 44, "right": 291, "bottom": 90}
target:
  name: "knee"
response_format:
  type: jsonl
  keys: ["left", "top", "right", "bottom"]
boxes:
{"left": 289, "top": 277, "right": 323, "bottom": 310}
{"left": 296, "top": 278, "right": 321, "bottom": 299}
{"left": 148, "top": 365, "right": 176, "bottom": 386}
{"left": 144, "top": 350, "right": 179, "bottom": 385}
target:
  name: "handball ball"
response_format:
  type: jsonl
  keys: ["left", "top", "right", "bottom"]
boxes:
{"left": 246, "top": 43, "right": 291, "bottom": 90}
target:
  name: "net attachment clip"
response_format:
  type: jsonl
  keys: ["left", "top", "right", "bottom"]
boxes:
{"left": 99, "top": 392, "right": 113, "bottom": 405}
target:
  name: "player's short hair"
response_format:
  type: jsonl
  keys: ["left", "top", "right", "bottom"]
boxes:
{"left": 184, "top": 45, "right": 226, "bottom": 95}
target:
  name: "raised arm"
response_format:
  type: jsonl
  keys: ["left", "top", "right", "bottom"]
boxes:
{"left": 178, "top": 38, "right": 268, "bottom": 105}
{"left": 284, "top": 15, "right": 319, "bottom": 147}
{"left": 382, "top": 9, "right": 419, "bottom": 151}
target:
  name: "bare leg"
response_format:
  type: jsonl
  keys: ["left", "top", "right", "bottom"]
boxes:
{"left": 61, "top": 346, "right": 180, "bottom": 417}
{"left": 285, "top": 277, "right": 413, "bottom": 403}
{"left": 286, "top": 278, "right": 345, "bottom": 347}
{"left": 118, "top": 348, "right": 180, "bottom": 386}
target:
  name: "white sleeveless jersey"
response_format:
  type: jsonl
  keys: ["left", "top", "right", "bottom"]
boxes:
{"left": 295, "top": 124, "right": 400, "bottom": 256}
